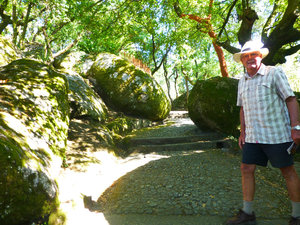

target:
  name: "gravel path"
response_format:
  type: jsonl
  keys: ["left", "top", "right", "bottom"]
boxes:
{"left": 90, "top": 149, "right": 293, "bottom": 218}
{"left": 59, "top": 111, "right": 300, "bottom": 225}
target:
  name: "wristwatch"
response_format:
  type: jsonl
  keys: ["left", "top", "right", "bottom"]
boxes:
{"left": 291, "top": 125, "right": 300, "bottom": 130}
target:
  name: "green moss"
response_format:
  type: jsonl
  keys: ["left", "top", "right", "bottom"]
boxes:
{"left": 66, "top": 73, "right": 108, "bottom": 121}
{"left": 48, "top": 207, "right": 67, "bottom": 225}
{"left": 0, "top": 143, "right": 59, "bottom": 225}
{"left": 172, "top": 92, "right": 188, "bottom": 110}
{"left": 0, "top": 59, "right": 69, "bottom": 224}
{"left": 0, "top": 59, "right": 69, "bottom": 157}
{"left": 0, "top": 37, "right": 20, "bottom": 66}
{"left": 88, "top": 53, "right": 170, "bottom": 121}
{"left": 188, "top": 77, "right": 240, "bottom": 136}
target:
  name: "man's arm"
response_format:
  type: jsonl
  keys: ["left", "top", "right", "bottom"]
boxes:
{"left": 286, "top": 96, "right": 300, "bottom": 145}
{"left": 239, "top": 106, "right": 246, "bottom": 149}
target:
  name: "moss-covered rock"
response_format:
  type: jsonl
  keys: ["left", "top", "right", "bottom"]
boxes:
{"left": 0, "top": 59, "right": 69, "bottom": 225}
{"left": 52, "top": 51, "right": 94, "bottom": 76}
{"left": 23, "top": 42, "right": 45, "bottom": 61}
{"left": 188, "top": 77, "right": 240, "bottom": 136}
{"left": 172, "top": 92, "right": 188, "bottom": 110}
{"left": 0, "top": 37, "right": 21, "bottom": 66}
{"left": 87, "top": 53, "right": 171, "bottom": 121}
{"left": 66, "top": 73, "right": 108, "bottom": 121}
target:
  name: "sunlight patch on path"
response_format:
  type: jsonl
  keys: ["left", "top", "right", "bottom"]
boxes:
{"left": 56, "top": 150, "right": 170, "bottom": 225}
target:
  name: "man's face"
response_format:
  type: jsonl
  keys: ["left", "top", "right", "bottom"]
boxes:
{"left": 240, "top": 51, "right": 262, "bottom": 71}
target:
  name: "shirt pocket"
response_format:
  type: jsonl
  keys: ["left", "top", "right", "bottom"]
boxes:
{"left": 256, "top": 82, "right": 272, "bottom": 102}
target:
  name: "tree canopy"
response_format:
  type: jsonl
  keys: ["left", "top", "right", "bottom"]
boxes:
{"left": 0, "top": 0, "right": 299, "bottom": 96}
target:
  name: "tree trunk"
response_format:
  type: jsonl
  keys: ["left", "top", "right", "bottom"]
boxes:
{"left": 151, "top": 35, "right": 171, "bottom": 75}
{"left": 18, "top": 2, "right": 33, "bottom": 48}
{"left": 163, "top": 61, "right": 172, "bottom": 102}
{"left": 181, "top": 66, "right": 189, "bottom": 106}
{"left": 0, "top": 0, "right": 12, "bottom": 34}
{"left": 237, "top": 8, "right": 258, "bottom": 46}
{"left": 174, "top": 67, "right": 179, "bottom": 99}
{"left": 174, "top": 1, "right": 229, "bottom": 77}
{"left": 12, "top": 1, "right": 18, "bottom": 45}
{"left": 209, "top": 32, "right": 229, "bottom": 78}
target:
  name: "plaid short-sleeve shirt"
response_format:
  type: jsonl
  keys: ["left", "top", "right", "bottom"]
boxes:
{"left": 237, "top": 64, "right": 294, "bottom": 144}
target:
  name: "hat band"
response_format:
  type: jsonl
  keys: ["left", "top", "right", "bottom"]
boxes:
{"left": 242, "top": 48, "right": 251, "bottom": 52}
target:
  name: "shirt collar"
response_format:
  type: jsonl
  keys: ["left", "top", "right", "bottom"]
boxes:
{"left": 245, "top": 63, "right": 266, "bottom": 79}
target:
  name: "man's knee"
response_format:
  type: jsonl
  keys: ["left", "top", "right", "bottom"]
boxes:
{"left": 280, "top": 165, "right": 299, "bottom": 179}
{"left": 241, "top": 163, "right": 256, "bottom": 175}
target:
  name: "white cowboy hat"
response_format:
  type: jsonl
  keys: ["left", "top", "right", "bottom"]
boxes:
{"left": 233, "top": 40, "right": 269, "bottom": 63}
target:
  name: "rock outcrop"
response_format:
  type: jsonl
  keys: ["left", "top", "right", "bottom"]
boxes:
{"left": 87, "top": 53, "right": 171, "bottom": 121}
{"left": 0, "top": 59, "right": 69, "bottom": 225}
{"left": 66, "top": 73, "right": 108, "bottom": 121}
{"left": 188, "top": 77, "right": 240, "bottom": 136}
{"left": 172, "top": 92, "right": 188, "bottom": 110}
{"left": 53, "top": 51, "right": 94, "bottom": 76}
{"left": 0, "top": 37, "right": 21, "bottom": 66}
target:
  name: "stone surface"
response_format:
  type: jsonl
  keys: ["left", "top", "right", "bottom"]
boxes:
{"left": 66, "top": 73, "right": 108, "bottom": 121}
{"left": 188, "top": 77, "right": 240, "bottom": 136}
{"left": 0, "top": 59, "right": 69, "bottom": 225}
{"left": 53, "top": 51, "right": 94, "bottom": 76}
{"left": 0, "top": 36, "right": 21, "bottom": 66}
{"left": 172, "top": 92, "right": 188, "bottom": 110}
{"left": 87, "top": 53, "right": 171, "bottom": 121}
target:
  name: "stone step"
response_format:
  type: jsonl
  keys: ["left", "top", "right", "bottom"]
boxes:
{"left": 129, "top": 138, "right": 232, "bottom": 153}
{"left": 168, "top": 110, "right": 189, "bottom": 119}
{"left": 128, "top": 133, "right": 226, "bottom": 146}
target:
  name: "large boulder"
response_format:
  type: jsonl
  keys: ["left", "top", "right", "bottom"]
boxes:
{"left": 53, "top": 51, "right": 94, "bottom": 75}
{"left": 66, "top": 73, "right": 108, "bottom": 121}
{"left": 23, "top": 42, "right": 45, "bottom": 61}
{"left": 0, "top": 59, "right": 69, "bottom": 225}
{"left": 172, "top": 92, "right": 188, "bottom": 110}
{"left": 188, "top": 77, "right": 240, "bottom": 136}
{"left": 87, "top": 53, "right": 171, "bottom": 121}
{"left": 0, "top": 37, "right": 21, "bottom": 66}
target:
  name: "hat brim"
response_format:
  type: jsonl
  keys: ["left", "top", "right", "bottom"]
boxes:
{"left": 233, "top": 48, "right": 269, "bottom": 63}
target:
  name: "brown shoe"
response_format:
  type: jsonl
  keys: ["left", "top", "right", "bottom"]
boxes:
{"left": 289, "top": 217, "right": 300, "bottom": 225}
{"left": 226, "top": 209, "right": 256, "bottom": 225}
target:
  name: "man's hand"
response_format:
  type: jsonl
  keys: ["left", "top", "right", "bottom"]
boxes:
{"left": 239, "top": 132, "right": 245, "bottom": 150}
{"left": 291, "top": 129, "right": 300, "bottom": 145}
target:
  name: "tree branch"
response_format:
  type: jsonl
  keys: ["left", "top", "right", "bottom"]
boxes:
{"left": 151, "top": 34, "right": 157, "bottom": 69}
{"left": 261, "top": 0, "right": 279, "bottom": 43}
{"left": 217, "top": 40, "right": 240, "bottom": 54}
{"left": 0, "top": 0, "right": 12, "bottom": 33}
{"left": 18, "top": 1, "right": 34, "bottom": 48}
{"left": 174, "top": 0, "right": 228, "bottom": 77}
{"left": 151, "top": 45, "right": 171, "bottom": 75}
{"left": 217, "top": 0, "right": 239, "bottom": 38}
{"left": 52, "top": 32, "right": 83, "bottom": 59}
{"left": 263, "top": 0, "right": 300, "bottom": 65}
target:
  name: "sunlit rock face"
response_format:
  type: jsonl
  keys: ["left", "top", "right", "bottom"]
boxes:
{"left": 87, "top": 53, "right": 171, "bottom": 121}
{"left": 0, "top": 59, "right": 69, "bottom": 225}
{"left": 188, "top": 77, "right": 240, "bottom": 136}
{"left": 66, "top": 73, "right": 108, "bottom": 121}
{"left": 0, "top": 37, "right": 22, "bottom": 67}
{"left": 53, "top": 51, "right": 95, "bottom": 75}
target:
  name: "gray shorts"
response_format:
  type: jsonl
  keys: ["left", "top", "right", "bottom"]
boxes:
{"left": 242, "top": 142, "right": 294, "bottom": 168}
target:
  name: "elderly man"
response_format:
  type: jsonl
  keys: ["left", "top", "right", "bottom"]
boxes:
{"left": 226, "top": 40, "right": 300, "bottom": 225}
